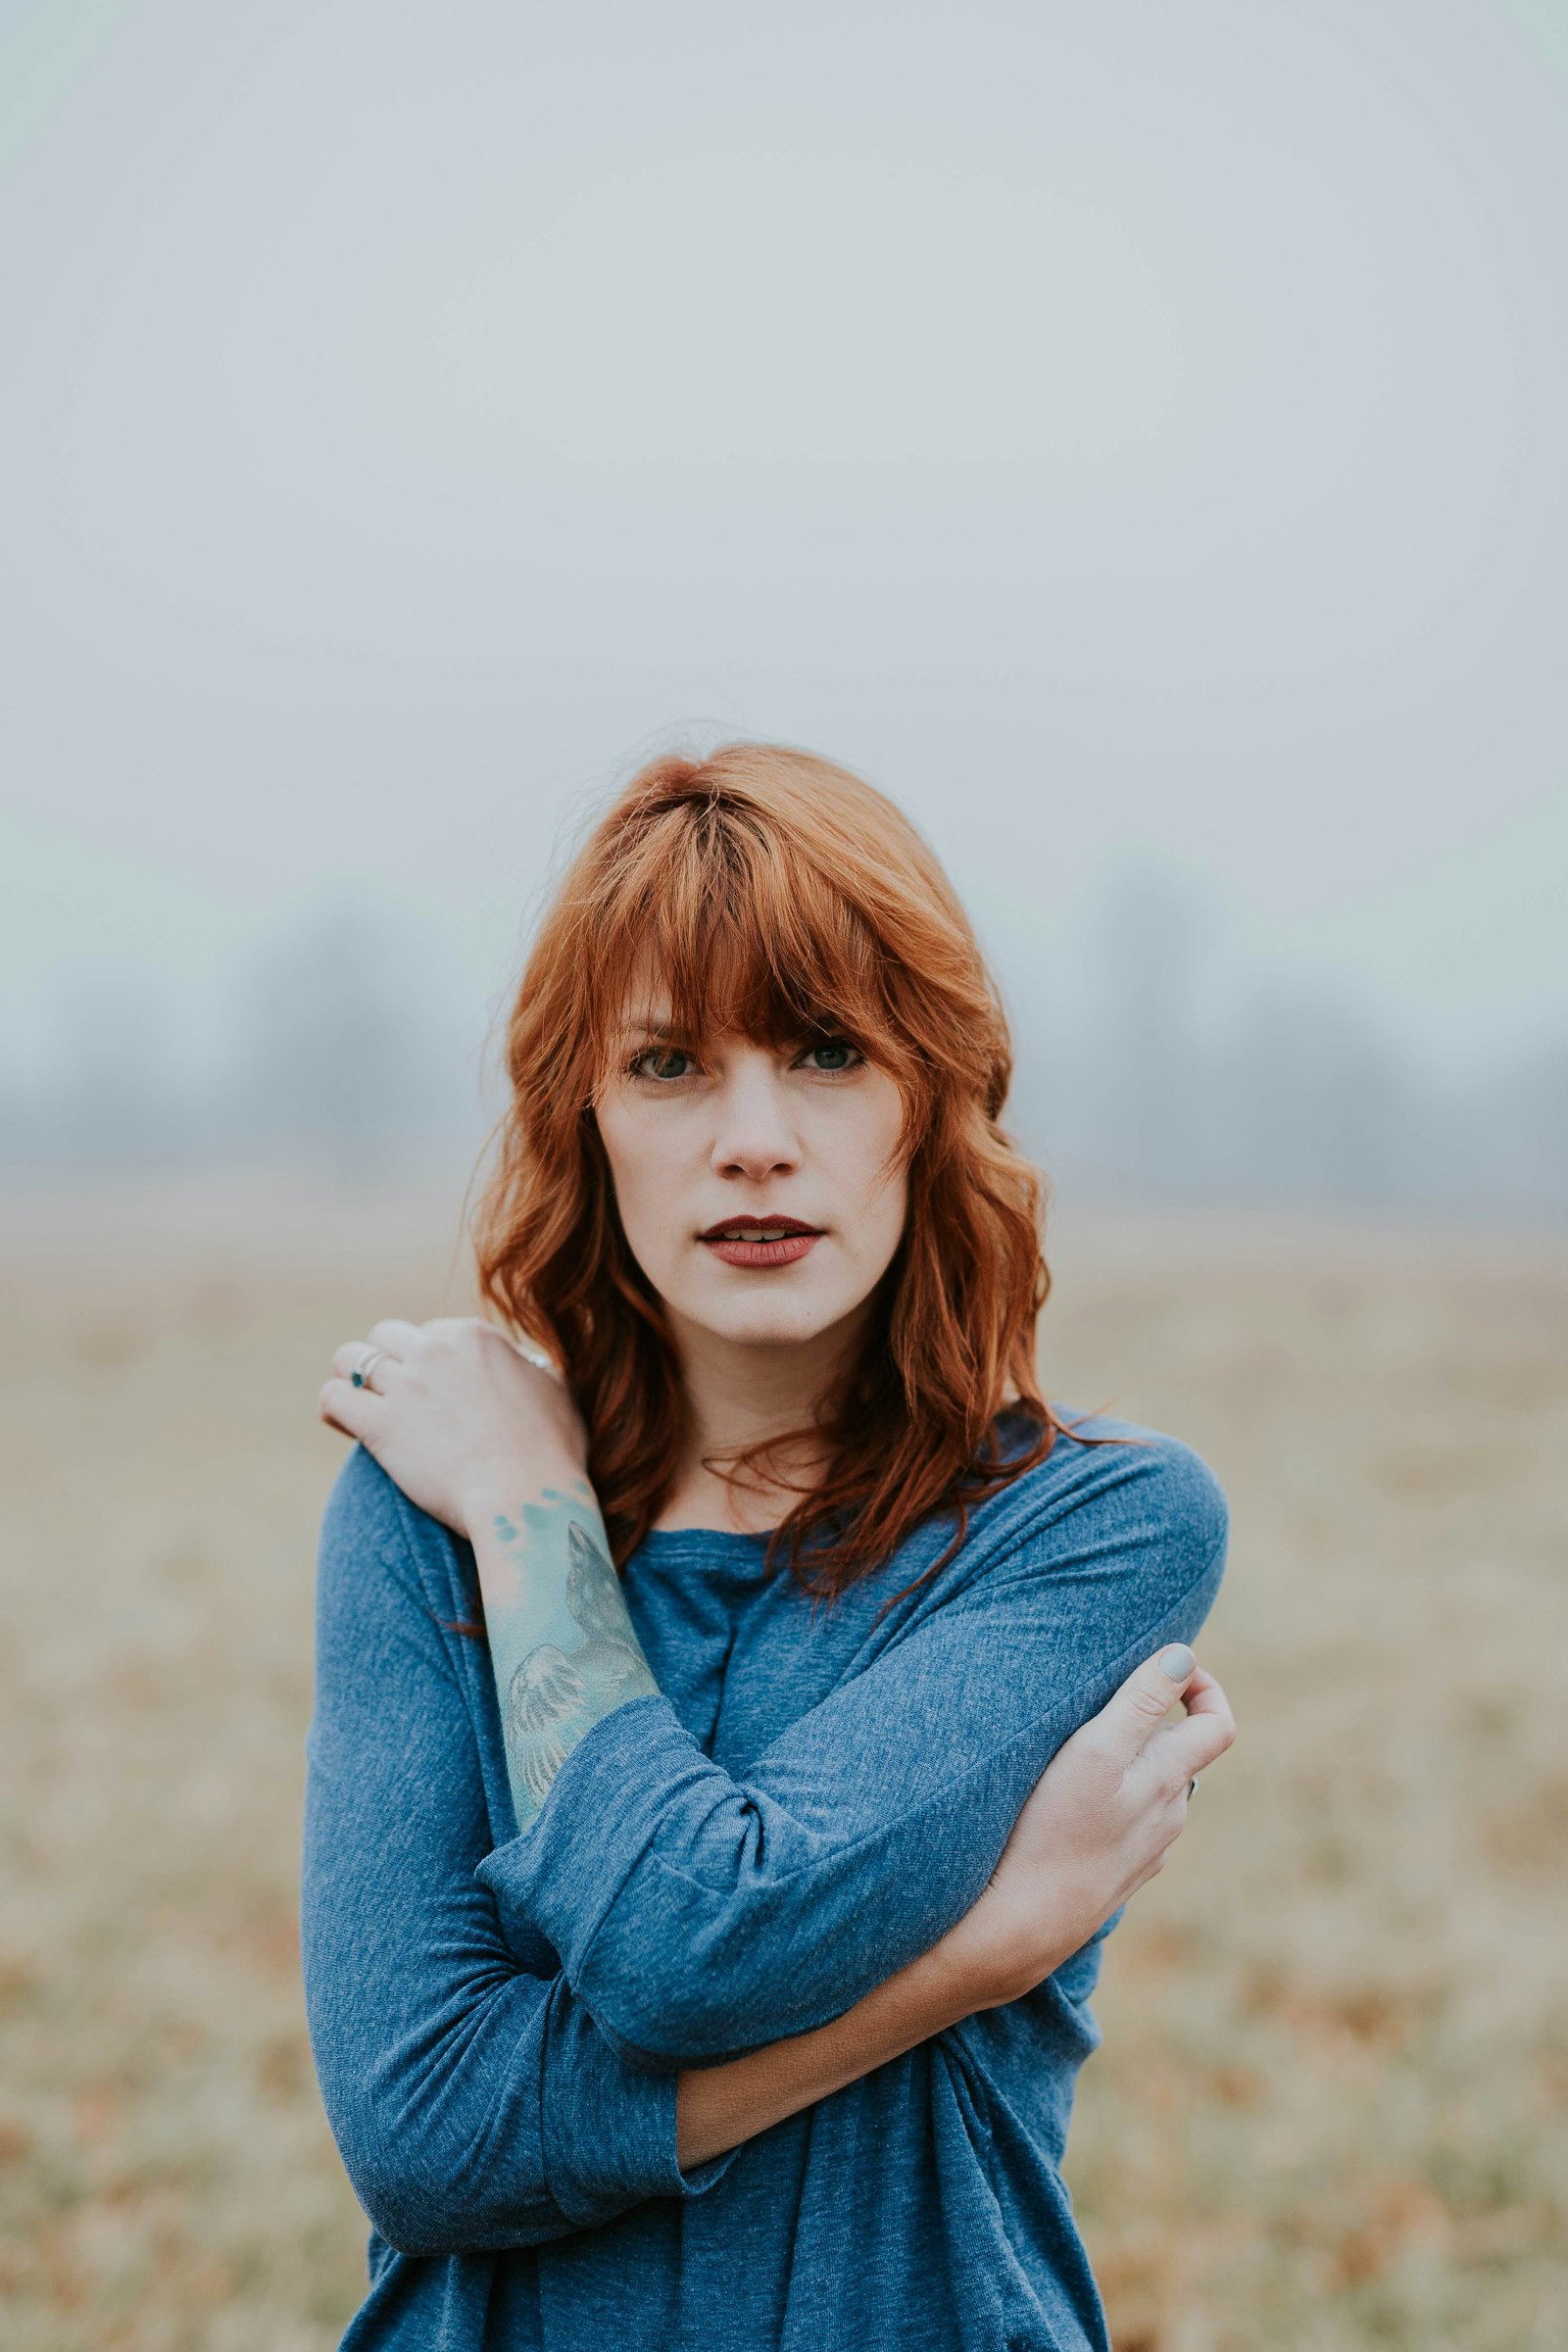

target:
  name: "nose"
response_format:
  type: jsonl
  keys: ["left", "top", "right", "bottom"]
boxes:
{"left": 710, "top": 1050, "right": 803, "bottom": 1183}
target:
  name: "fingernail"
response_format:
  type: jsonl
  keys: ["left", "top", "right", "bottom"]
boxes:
{"left": 1158, "top": 1642, "right": 1195, "bottom": 1681}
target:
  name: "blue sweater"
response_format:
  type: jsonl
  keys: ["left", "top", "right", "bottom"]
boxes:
{"left": 301, "top": 1407, "right": 1229, "bottom": 2351}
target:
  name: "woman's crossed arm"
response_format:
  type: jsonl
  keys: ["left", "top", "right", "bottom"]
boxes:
{"left": 673, "top": 1639, "right": 1233, "bottom": 2168}
{"left": 311, "top": 1323, "right": 1235, "bottom": 2242}
{"left": 305, "top": 1439, "right": 1230, "bottom": 2250}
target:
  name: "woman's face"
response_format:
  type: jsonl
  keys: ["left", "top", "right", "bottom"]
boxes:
{"left": 593, "top": 996, "right": 909, "bottom": 1358}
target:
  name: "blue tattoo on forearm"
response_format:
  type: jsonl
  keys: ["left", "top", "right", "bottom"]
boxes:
{"left": 478, "top": 1486, "right": 660, "bottom": 1832}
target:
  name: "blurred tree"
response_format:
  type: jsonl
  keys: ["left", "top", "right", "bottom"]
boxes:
{"left": 1076, "top": 854, "right": 1224, "bottom": 1199}
{"left": 221, "top": 893, "right": 484, "bottom": 1178}
{"left": 22, "top": 963, "right": 194, "bottom": 1167}
{"left": 1218, "top": 976, "right": 1422, "bottom": 1208}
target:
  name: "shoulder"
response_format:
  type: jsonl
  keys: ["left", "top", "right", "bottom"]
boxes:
{"left": 310, "top": 1453, "right": 478, "bottom": 1727}
{"left": 320, "top": 1442, "right": 416, "bottom": 1561}
{"left": 972, "top": 1403, "right": 1230, "bottom": 1586}
{"left": 318, "top": 1446, "right": 467, "bottom": 1618}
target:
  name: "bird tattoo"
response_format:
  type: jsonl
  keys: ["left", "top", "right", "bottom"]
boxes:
{"left": 505, "top": 1520, "right": 658, "bottom": 1811}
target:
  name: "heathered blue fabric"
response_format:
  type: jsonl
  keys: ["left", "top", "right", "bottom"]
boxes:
{"left": 302, "top": 1405, "right": 1229, "bottom": 2351}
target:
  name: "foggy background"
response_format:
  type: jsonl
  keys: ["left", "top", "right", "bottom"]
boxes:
{"left": 5, "top": 15, "right": 1568, "bottom": 2349}
{"left": 3, "top": 0, "right": 1564, "bottom": 1219}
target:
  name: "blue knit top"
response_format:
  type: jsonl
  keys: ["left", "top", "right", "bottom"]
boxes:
{"left": 301, "top": 1406, "right": 1229, "bottom": 2351}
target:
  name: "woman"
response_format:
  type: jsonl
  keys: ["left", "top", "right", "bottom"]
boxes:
{"left": 305, "top": 742, "right": 1237, "bottom": 2352}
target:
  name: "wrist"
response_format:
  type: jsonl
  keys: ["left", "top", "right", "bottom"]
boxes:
{"left": 462, "top": 1455, "right": 591, "bottom": 1541}
{"left": 937, "top": 1889, "right": 1071, "bottom": 2010}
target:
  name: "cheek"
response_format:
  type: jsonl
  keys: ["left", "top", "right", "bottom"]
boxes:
{"left": 865, "top": 1162, "right": 909, "bottom": 1265}
{"left": 847, "top": 1098, "right": 909, "bottom": 1263}
{"left": 596, "top": 1111, "right": 673, "bottom": 1266}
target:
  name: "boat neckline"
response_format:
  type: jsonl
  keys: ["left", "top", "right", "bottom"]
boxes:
{"left": 635, "top": 1523, "right": 775, "bottom": 1549}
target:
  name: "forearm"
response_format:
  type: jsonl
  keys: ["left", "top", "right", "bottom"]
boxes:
{"left": 309, "top": 1449, "right": 709, "bottom": 2254}
{"left": 469, "top": 1456, "right": 1008, "bottom": 2166}
{"left": 469, "top": 1462, "right": 660, "bottom": 1834}
{"left": 472, "top": 1443, "right": 1227, "bottom": 2070}
{"left": 472, "top": 1466, "right": 1008, "bottom": 2178}
{"left": 673, "top": 1900, "right": 1040, "bottom": 2171}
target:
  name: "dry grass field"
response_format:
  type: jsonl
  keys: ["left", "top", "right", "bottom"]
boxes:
{"left": 0, "top": 1178, "right": 1563, "bottom": 2350}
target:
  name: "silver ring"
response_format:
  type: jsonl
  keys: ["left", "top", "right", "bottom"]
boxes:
{"left": 351, "top": 1346, "right": 387, "bottom": 1390}
{"left": 1187, "top": 1777, "right": 1200, "bottom": 1799}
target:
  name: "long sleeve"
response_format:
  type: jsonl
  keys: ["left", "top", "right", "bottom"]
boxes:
{"left": 476, "top": 1429, "right": 1229, "bottom": 2068}
{"left": 300, "top": 1446, "right": 740, "bottom": 2259}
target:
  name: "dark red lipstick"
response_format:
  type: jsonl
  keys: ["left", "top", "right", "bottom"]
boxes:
{"left": 697, "top": 1215, "right": 823, "bottom": 1269}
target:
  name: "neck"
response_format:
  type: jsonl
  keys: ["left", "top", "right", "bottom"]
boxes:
{"left": 656, "top": 1307, "right": 868, "bottom": 1534}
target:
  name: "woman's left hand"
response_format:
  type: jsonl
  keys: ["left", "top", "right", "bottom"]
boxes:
{"left": 318, "top": 1317, "right": 588, "bottom": 1540}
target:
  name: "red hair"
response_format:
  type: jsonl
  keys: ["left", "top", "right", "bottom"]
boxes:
{"left": 472, "top": 742, "right": 1113, "bottom": 1608}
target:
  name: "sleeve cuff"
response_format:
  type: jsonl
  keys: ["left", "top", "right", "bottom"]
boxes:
{"left": 538, "top": 1972, "right": 743, "bottom": 2229}
{"left": 475, "top": 1691, "right": 712, "bottom": 1990}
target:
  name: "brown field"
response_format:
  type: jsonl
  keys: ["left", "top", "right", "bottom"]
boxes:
{"left": 1, "top": 1178, "right": 1564, "bottom": 2351}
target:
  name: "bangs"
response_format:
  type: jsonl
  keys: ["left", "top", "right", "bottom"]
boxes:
{"left": 579, "top": 797, "right": 917, "bottom": 1088}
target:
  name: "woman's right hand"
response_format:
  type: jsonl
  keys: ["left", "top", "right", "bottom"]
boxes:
{"left": 952, "top": 1645, "right": 1238, "bottom": 2005}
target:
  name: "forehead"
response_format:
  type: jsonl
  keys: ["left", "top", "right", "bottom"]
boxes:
{"left": 607, "top": 950, "right": 822, "bottom": 1044}
{"left": 613, "top": 999, "right": 808, "bottom": 1043}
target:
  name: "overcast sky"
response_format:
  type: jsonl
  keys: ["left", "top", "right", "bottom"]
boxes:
{"left": 3, "top": 0, "right": 1564, "bottom": 1091}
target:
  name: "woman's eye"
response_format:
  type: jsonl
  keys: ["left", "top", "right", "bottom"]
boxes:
{"left": 630, "top": 1047, "right": 696, "bottom": 1082}
{"left": 800, "top": 1038, "right": 862, "bottom": 1072}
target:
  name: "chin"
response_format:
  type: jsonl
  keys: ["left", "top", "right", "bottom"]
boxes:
{"left": 701, "top": 1294, "right": 846, "bottom": 1349}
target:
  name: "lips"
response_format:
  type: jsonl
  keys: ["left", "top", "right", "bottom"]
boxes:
{"left": 697, "top": 1217, "right": 820, "bottom": 1241}
{"left": 697, "top": 1216, "right": 823, "bottom": 1269}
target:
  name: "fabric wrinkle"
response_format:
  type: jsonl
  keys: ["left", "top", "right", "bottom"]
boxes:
{"left": 302, "top": 1404, "right": 1230, "bottom": 2350}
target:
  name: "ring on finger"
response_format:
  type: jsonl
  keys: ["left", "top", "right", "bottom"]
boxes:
{"left": 1187, "top": 1776, "right": 1200, "bottom": 1799}
{"left": 351, "top": 1346, "right": 388, "bottom": 1390}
